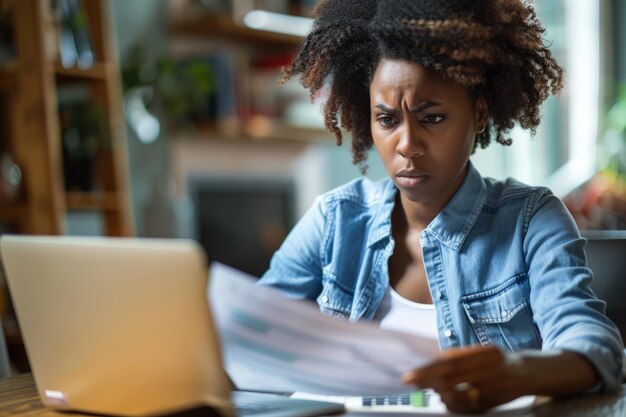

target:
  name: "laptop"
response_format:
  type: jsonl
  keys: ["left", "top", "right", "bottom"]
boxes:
{"left": 0, "top": 235, "right": 344, "bottom": 417}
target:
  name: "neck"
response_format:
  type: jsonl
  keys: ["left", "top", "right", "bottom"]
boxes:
{"left": 398, "top": 194, "right": 437, "bottom": 232}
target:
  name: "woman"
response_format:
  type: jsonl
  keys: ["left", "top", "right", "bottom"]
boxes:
{"left": 258, "top": 0, "right": 624, "bottom": 412}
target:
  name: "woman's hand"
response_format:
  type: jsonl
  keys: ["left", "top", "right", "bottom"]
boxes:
{"left": 402, "top": 345, "right": 528, "bottom": 413}
{"left": 402, "top": 345, "right": 601, "bottom": 414}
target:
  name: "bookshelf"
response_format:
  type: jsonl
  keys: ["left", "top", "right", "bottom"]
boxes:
{"left": 0, "top": 0, "right": 133, "bottom": 372}
{"left": 0, "top": 0, "right": 132, "bottom": 236}
{"left": 165, "top": 5, "right": 330, "bottom": 144}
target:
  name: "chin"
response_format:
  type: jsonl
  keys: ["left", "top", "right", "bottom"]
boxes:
{"left": 395, "top": 185, "right": 436, "bottom": 205}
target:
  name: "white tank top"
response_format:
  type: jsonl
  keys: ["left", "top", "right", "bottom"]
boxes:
{"left": 373, "top": 286, "right": 439, "bottom": 340}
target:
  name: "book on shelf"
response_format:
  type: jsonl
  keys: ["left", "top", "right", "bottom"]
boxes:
{"left": 54, "top": 0, "right": 95, "bottom": 69}
{"left": 151, "top": 36, "right": 324, "bottom": 137}
{"left": 204, "top": 51, "right": 323, "bottom": 133}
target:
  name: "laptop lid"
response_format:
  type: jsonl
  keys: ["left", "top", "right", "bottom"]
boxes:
{"left": 0, "top": 235, "right": 232, "bottom": 416}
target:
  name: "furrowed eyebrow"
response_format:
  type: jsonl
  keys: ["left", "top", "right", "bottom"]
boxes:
{"left": 374, "top": 104, "right": 400, "bottom": 114}
{"left": 411, "top": 101, "right": 442, "bottom": 113}
{"left": 374, "top": 101, "right": 442, "bottom": 114}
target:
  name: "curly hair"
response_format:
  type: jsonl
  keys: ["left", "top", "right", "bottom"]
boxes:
{"left": 280, "top": 0, "right": 564, "bottom": 171}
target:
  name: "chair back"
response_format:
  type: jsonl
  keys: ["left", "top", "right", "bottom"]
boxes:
{"left": 0, "top": 321, "right": 10, "bottom": 378}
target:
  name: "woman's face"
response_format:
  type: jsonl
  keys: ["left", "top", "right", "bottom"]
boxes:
{"left": 370, "top": 58, "right": 486, "bottom": 209}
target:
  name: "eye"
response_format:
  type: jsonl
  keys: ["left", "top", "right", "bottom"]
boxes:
{"left": 421, "top": 114, "right": 446, "bottom": 124}
{"left": 376, "top": 115, "right": 398, "bottom": 128}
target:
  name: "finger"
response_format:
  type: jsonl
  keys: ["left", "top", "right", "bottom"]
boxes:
{"left": 439, "top": 345, "right": 504, "bottom": 369}
{"left": 403, "top": 346, "right": 503, "bottom": 385}
{"left": 402, "top": 352, "right": 502, "bottom": 394}
{"left": 420, "top": 345, "right": 503, "bottom": 377}
{"left": 439, "top": 363, "right": 507, "bottom": 389}
{"left": 432, "top": 370, "right": 525, "bottom": 414}
{"left": 439, "top": 352, "right": 529, "bottom": 394}
{"left": 463, "top": 378, "right": 523, "bottom": 410}
{"left": 438, "top": 386, "right": 489, "bottom": 414}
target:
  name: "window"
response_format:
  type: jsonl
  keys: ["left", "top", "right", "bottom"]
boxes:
{"left": 471, "top": 0, "right": 602, "bottom": 196}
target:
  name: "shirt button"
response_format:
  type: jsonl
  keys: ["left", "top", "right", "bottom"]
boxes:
{"left": 444, "top": 329, "right": 454, "bottom": 338}
{"left": 437, "top": 290, "right": 445, "bottom": 300}
{"left": 320, "top": 295, "right": 329, "bottom": 304}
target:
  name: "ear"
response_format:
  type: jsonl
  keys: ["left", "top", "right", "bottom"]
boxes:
{"left": 474, "top": 96, "right": 489, "bottom": 133}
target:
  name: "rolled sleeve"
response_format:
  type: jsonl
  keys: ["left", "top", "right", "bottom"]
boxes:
{"left": 523, "top": 189, "right": 625, "bottom": 392}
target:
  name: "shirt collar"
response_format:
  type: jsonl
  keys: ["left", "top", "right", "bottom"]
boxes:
{"left": 424, "top": 161, "right": 486, "bottom": 251}
{"left": 366, "top": 179, "right": 397, "bottom": 247}
{"left": 366, "top": 161, "right": 486, "bottom": 250}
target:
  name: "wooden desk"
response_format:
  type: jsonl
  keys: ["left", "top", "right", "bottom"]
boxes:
{"left": 1, "top": 373, "right": 626, "bottom": 417}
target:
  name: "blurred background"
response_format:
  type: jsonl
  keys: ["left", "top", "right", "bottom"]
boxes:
{"left": 0, "top": 0, "right": 625, "bottom": 373}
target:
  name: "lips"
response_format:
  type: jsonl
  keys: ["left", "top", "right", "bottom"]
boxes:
{"left": 396, "top": 169, "right": 430, "bottom": 187}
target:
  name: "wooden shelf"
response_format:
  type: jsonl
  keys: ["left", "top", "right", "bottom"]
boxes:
{"left": 0, "top": 60, "right": 18, "bottom": 92}
{"left": 169, "top": 15, "right": 304, "bottom": 48}
{"left": 174, "top": 119, "right": 331, "bottom": 144}
{"left": 243, "top": 120, "right": 330, "bottom": 142}
{"left": 65, "top": 191, "right": 120, "bottom": 211}
{"left": 0, "top": 59, "right": 18, "bottom": 76}
{"left": 0, "top": 77, "right": 15, "bottom": 93}
{"left": 6, "top": 0, "right": 133, "bottom": 236}
{"left": 53, "top": 62, "right": 109, "bottom": 81}
{"left": 0, "top": 203, "right": 26, "bottom": 223}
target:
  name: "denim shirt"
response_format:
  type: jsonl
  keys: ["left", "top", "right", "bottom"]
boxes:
{"left": 258, "top": 161, "right": 624, "bottom": 391}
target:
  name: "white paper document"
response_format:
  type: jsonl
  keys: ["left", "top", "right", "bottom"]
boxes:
{"left": 208, "top": 262, "right": 440, "bottom": 396}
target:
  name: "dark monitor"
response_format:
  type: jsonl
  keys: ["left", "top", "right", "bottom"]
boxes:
{"left": 189, "top": 176, "right": 295, "bottom": 278}
{"left": 583, "top": 230, "right": 626, "bottom": 337}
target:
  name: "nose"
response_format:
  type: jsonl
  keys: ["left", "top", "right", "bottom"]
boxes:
{"left": 396, "top": 124, "right": 425, "bottom": 159}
